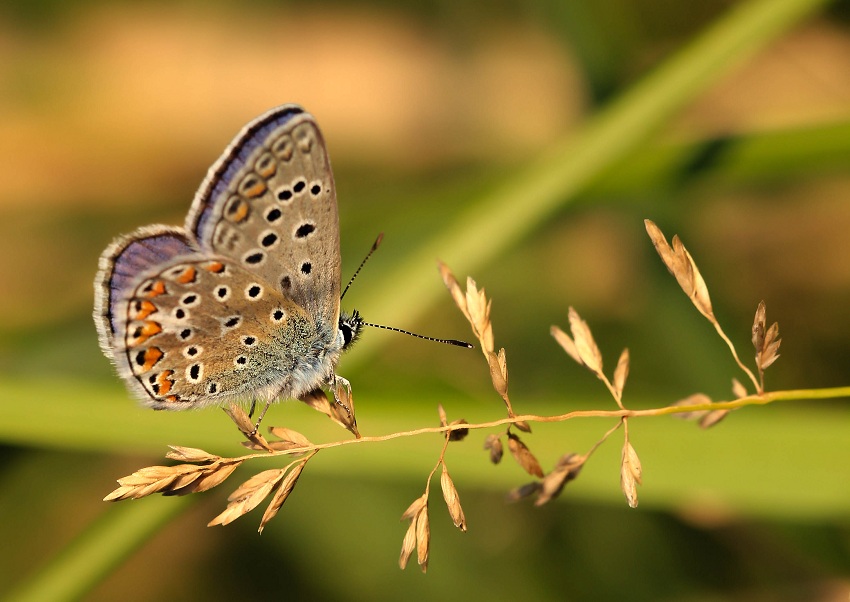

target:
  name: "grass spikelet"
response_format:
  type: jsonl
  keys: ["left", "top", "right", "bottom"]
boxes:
{"left": 535, "top": 453, "right": 586, "bottom": 506}
{"left": 208, "top": 469, "right": 285, "bottom": 527}
{"left": 484, "top": 434, "right": 503, "bottom": 464}
{"left": 507, "top": 433, "right": 544, "bottom": 478}
{"left": 259, "top": 459, "right": 309, "bottom": 533}
{"left": 620, "top": 441, "right": 642, "bottom": 508}
{"left": 440, "top": 465, "right": 467, "bottom": 532}
{"left": 568, "top": 307, "right": 604, "bottom": 376}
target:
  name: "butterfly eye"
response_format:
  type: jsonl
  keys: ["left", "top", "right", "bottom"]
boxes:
{"left": 339, "top": 311, "right": 362, "bottom": 349}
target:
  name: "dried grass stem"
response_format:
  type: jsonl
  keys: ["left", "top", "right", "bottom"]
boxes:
{"left": 215, "top": 386, "right": 849, "bottom": 464}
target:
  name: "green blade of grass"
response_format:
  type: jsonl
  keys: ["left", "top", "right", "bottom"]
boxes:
{"left": 346, "top": 0, "right": 835, "bottom": 369}
{"left": 1, "top": 379, "right": 849, "bottom": 517}
{"left": 584, "top": 117, "right": 850, "bottom": 198}
{"left": 5, "top": 497, "right": 191, "bottom": 602}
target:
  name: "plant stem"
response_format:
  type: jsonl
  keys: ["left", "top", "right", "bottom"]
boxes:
{"left": 225, "top": 386, "right": 850, "bottom": 462}
{"left": 713, "top": 321, "right": 761, "bottom": 392}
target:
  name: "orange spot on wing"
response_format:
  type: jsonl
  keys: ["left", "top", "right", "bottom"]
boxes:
{"left": 225, "top": 198, "right": 250, "bottom": 224}
{"left": 177, "top": 266, "right": 197, "bottom": 284}
{"left": 156, "top": 370, "right": 174, "bottom": 395}
{"left": 232, "top": 201, "right": 249, "bottom": 222}
{"left": 204, "top": 261, "right": 225, "bottom": 273}
{"left": 134, "top": 320, "right": 163, "bottom": 345}
{"left": 131, "top": 300, "right": 157, "bottom": 320}
{"left": 255, "top": 155, "right": 277, "bottom": 178}
{"left": 145, "top": 280, "right": 167, "bottom": 298}
{"left": 142, "top": 347, "right": 163, "bottom": 371}
{"left": 142, "top": 321, "right": 162, "bottom": 336}
{"left": 242, "top": 177, "right": 267, "bottom": 198}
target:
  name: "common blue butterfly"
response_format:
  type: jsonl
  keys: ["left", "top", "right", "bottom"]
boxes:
{"left": 94, "top": 106, "right": 361, "bottom": 418}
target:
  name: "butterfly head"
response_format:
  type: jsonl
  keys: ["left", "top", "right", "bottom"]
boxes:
{"left": 339, "top": 309, "right": 364, "bottom": 350}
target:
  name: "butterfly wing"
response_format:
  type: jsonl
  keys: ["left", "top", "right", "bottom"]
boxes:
{"left": 186, "top": 106, "right": 341, "bottom": 331}
{"left": 95, "top": 106, "right": 345, "bottom": 410}
{"left": 94, "top": 225, "right": 197, "bottom": 357}
{"left": 96, "top": 227, "right": 323, "bottom": 408}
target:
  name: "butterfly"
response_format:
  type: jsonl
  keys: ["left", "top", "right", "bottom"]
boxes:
{"left": 94, "top": 105, "right": 363, "bottom": 425}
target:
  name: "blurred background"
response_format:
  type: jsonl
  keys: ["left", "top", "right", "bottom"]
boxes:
{"left": 1, "top": 0, "right": 849, "bottom": 600}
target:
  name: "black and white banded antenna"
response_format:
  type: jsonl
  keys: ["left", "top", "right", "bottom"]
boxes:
{"left": 357, "top": 314, "right": 472, "bottom": 348}
{"left": 342, "top": 234, "right": 473, "bottom": 349}
{"left": 341, "top": 233, "right": 383, "bottom": 301}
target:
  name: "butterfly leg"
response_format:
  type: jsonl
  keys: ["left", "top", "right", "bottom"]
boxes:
{"left": 249, "top": 400, "right": 273, "bottom": 437}
{"left": 328, "top": 374, "right": 359, "bottom": 437}
{"left": 330, "top": 374, "right": 353, "bottom": 416}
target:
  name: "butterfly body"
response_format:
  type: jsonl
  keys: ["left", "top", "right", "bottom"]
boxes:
{"left": 94, "top": 106, "right": 357, "bottom": 411}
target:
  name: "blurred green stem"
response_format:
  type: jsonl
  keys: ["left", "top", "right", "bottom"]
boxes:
{"left": 585, "top": 118, "right": 850, "bottom": 198}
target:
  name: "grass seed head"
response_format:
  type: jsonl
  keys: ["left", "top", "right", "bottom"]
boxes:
{"left": 535, "top": 453, "right": 586, "bottom": 506}
{"left": 568, "top": 307, "right": 603, "bottom": 377}
{"left": 484, "top": 434, "right": 504, "bottom": 464}
{"left": 507, "top": 433, "right": 544, "bottom": 478}
{"left": 259, "top": 460, "right": 307, "bottom": 533}
{"left": 440, "top": 465, "right": 467, "bottom": 531}
{"left": 620, "top": 441, "right": 642, "bottom": 508}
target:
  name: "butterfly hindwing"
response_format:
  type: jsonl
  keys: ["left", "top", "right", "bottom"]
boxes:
{"left": 126, "top": 255, "right": 322, "bottom": 407}
{"left": 94, "top": 226, "right": 197, "bottom": 359}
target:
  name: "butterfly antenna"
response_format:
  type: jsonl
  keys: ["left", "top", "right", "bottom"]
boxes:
{"left": 341, "top": 233, "right": 384, "bottom": 300}
{"left": 341, "top": 235, "right": 472, "bottom": 349}
{"left": 361, "top": 320, "right": 473, "bottom": 349}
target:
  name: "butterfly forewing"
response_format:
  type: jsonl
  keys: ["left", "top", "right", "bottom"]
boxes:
{"left": 187, "top": 108, "right": 341, "bottom": 329}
